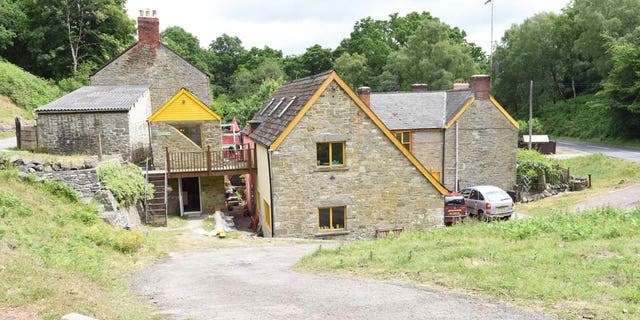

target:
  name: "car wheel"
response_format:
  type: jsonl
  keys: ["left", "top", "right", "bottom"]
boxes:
{"left": 478, "top": 211, "right": 488, "bottom": 222}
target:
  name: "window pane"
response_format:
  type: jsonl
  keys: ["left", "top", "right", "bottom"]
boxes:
{"left": 395, "top": 133, "right": 401, "bottom": 140}
{"left": 332, "top": 207, "right": 345, "bottom": 229}
{"left": 317, "top": 143, "right": 330, "bottom": 166}
{"left": 403, "top": 132, "right": 410, "bottom": 142}
{"left": 331, "top": 143, "right": 344, "bottom": 165}
{"left": 319, "top": 208, "right": 331, "bottom": 229}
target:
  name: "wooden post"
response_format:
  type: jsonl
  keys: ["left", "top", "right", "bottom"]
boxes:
{"left": 15, "top": 116, "right": 21, "bottom": 149}
{"left": 97, "top": 133, "right": 103, "bottom": 161}
{"left": 165, "top": 147, "right": 170, "bottom": 174}
{"left": 206, "top": 146, "right": 212, "bottom": 175}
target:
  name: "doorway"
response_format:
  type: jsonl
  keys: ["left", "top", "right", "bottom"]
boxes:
{"left": 179, "top": 177, "right": 201, "bottom": 215}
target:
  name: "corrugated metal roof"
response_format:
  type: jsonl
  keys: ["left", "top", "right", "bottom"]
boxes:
{"left": 248, "top": 71, "right": 332, "bottom": 147}
{"left": 36, "top": 85, "right": 149, "bottom": 113}
{"left": 369, "top": 89, "right": 474, "bottom": 130}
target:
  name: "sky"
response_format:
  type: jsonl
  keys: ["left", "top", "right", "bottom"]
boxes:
{"left": 124, "top": 0, "right": 571, "bottom": 56}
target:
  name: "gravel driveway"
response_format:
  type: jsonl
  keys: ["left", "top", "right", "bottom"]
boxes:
{"left": 134, "top": 242, "right": 555, "bottom": 320}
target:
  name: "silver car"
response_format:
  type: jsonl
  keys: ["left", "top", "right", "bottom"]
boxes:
{"left": 461, "top": 185, "right": 514, "bottom": 220}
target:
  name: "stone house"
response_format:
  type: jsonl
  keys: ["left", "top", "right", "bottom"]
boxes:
{"left": 35, "top": 85, "right": 150, "bottom": 157}
{"left": 246, "top": 70, "right": 448, "bottom": 239}
{"left": 359, "top": 75, "right": 519, "bottom": 192}
{"left": 147, "top": 88, "right": 226, "bottom": 217}
{"left": 90, "top": 10, "right": 210, "bottom": 113}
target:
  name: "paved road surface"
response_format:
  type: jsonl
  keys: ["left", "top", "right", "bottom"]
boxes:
{"left": 0, "top": 136, "right": 16, "bottom": 151}
{"left": 555, "top": 140, "right": 640, "bottom": 162}
{"left": 134, "top": 241, "right": 555, "bottom": 320}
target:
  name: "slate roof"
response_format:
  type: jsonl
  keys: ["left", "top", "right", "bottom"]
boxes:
{"left": 248, "top": 70, "right": 333, "bottom": 147}
{"left": 36, "top": 85, "right": 149, "bottom": 113}
{"left": 369, "top": 89, "right": 474, "bottom": 130}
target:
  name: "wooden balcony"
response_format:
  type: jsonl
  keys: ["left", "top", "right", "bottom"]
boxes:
{"left": 165, "top": 145, "right": 257, "bottom": 178}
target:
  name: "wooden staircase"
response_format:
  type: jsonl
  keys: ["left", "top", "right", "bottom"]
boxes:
{"left": 145, "top": 171, "right": 167, "bottom": 227}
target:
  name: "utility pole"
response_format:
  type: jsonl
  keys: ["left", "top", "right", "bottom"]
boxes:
{"left": 529, "top": 80, "right": 533, "bottom": 150}
{"left": 486, "top": 0, "right": 494, "bottom": 83}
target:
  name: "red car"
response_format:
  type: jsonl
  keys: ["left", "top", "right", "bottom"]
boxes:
{"left": 444, "top": 192, "right": 467, "bottom": 226}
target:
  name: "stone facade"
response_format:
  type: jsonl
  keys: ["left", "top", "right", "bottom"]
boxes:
{"left": 165, "top": 176, "right": 225, "bottom": 216}
{"left": 148, "top": 121, "right": 221, "bottom": 169}
{"left": 410, "top": 130, "right": 444, "bottom": 179}
{"left": 36, "top": 168, "right": 101, "bottom": 200}
{"left": 36, "top": 112, "right": 132, "bottom": 157}
{"left": 443, "top": 100, "right": 518, "bottom": 191}
{"left": 89, "top": 16, "right": 210, "bottom": 112}
{"left": 264, "top": 83, "right": 443, "bottom": 239}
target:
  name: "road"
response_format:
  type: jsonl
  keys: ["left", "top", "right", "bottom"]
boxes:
{"left": 555, "top": 139, "right": 640, "bottom": 162}
{"left": 0, "top": 136, "right": 16, "bottom": 151}
{"left": 134, "top": 241, "right": 555, "bottom": 320}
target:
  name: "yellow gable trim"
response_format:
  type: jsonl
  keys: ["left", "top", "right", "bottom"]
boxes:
{"left": 148, "top": 88, "right": 221, "bottom": 122}
{"left": 445, "top": 97, "right": 475, "bottom": 129}
{"left": 271, "top": 71, "right": 448, "bottom": 195}
{"left": 490, "top": 96, "right": 520, "bottom": 129}
{"left": 445, "top": 96, "right": 519, "bottom": 130}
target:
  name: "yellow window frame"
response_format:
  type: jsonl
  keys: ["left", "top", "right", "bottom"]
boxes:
{"left": 316, "top": 142, "right": 346, "bottom": 167}
{"left": 394, "top": 131, "right": 411, "bottom": 152}
{"left": 318, "top": 206, "right": 347, "bottom": 231}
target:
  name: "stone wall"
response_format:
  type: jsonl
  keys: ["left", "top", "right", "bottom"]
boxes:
{"left": 411, "top": 130, "right": 444, "bottom": 179}
{"left": 36, "top": 112, "right": 132, "bottom": 157}
{"left": 36, "top": 168, "right": 101, "bottom": 200}
{"left": 443, "top": 100, "right": 518, "bottom": 191}
{"left": 90, "top": 44, "right": 210, "bottom": 112}
{"left": 267, "top": 82, "right": 443, "bottom": 239}
{"left": 164, "top": 176, "right": 225, "bottom": 216}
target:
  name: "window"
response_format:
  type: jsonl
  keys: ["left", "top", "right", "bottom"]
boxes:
{"left": 316, "top": 142, "right": 345, "bottom": 167}
{"left": 171, "top": 122, "right": 202, "bottom": 146}
{"left": 394, "top": 131, "right": 411, "bottom": 151}
{"left": 318, "top": 206, "right": 346, "bottom": 231}
{"left": 263, "top": 200, "right": 271, "bottom": 230}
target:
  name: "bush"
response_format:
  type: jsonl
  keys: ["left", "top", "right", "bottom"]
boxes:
{"left": 517, "top": 149, "right": 561, "bottom": 182}
{"left": 97, "top": 162, "right": 154, "bottom": 205}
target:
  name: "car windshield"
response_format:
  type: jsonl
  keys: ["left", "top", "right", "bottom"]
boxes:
{"left": 445, "top": 197, "right": 465, "bottom": 206}
{"left": 485, "top": 190, "right": 511, "bottom": 202}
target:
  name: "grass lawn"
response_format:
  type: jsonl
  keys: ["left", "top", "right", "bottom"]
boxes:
{"left": 297, "top": 153, "right": 640, "bottom": 320}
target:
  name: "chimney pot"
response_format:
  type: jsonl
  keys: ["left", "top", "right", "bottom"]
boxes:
{"left": 152, "top": 10, "right": 157, "bottom": 17}
{"left": 411, "top": 84, "right": 428, "bottom": 92}
{"left": 357, "top": 87, "right": 371, "bottom": 107}
{"left": 453, "top": 80, "right": 470, "bottom": 90}
{"left": 471, "top": 75, "right": 491, "bottom": 100}
{"left": 137, "top": 9, "right": 160, "bottom": 48}
{"left": 145, "top": 9, "right": 150, "bottom": 17}
{"left": 139, "top": 9, "right": 143, "bottom": 17}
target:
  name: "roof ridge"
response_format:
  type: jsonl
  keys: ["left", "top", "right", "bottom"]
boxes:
{"left": 282, "top": 70, "right": 333, "bottom": 86}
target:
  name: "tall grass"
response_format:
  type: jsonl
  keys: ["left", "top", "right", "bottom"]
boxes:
{"left": 297, "top": 209, "right": 640, "bottom": 319}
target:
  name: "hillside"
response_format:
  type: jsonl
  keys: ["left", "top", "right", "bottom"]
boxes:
{"left": 0, "top": 169, "right": 167, "bottom": 319}
{"left": 0, "top": 61, "right": 62, "bottom": 123}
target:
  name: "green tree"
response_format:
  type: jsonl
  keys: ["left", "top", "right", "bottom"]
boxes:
{"left": 208, "top": 34, "right": 247, "bottom": 94}
{"left": 492, "top": 13, "right": 569, "bottom": 116}
{"left": 231, "top": 58, "right": 285, "bottom": 100}
{"left": 0, "top": 0, "right": 26, "bottom": 51}
{"left": 333, "top": 52, "right": 369, "bottom": 89}
{"left": 7, "top": 0, "right": 134, "bottom": 79}
{"left": 162, "top": 26, "right": 211, "bottom": 73}
{"left": 381, "top": 18, "right": 479, "bottom": 91}
{"left": 298, "top": 44, "right": 333, "bottom": 77}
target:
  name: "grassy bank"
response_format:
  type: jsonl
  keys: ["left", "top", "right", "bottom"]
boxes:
{"left": 0, "top": 169, "right": 177, "bottom": 319}
{"left": 518, "top": 153, "right": 640, "bottom": 217}
{"left": 296, "top": 209, "right": 640, "bottom": 319}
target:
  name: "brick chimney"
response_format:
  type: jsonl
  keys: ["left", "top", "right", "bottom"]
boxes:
{"left": 453, "top": 80, "right": 470, "bottom": 90}
{"left": 411, "top": 84, "right": 428, "bottom": 92}
{"left": 137, "top": 9, "right": 160, "bottom": 50}
{"left": 357, "top": 87, "right": 371, "bottom": 107}
{"left": 471, "top": 75, "right": 491, "bottom": 100}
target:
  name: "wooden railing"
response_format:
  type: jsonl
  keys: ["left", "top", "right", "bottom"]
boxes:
{"left": 165, "top": 144, "right": 256, "bottom": 178}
